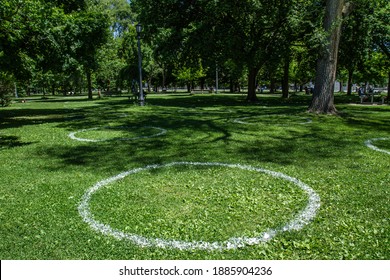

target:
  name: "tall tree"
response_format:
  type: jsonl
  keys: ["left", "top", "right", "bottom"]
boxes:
{"left": 0, "top": 0, "right": 63, "bottom": 81}
{"left": 134, "top": 0, "right": 298, "bottom": 102}
{"left": 338, "top": 0, "right": 390, "bottom": 96}
{"left": 371, "top": 0, "right": 390, "bottom": 100}
{"left": 62, "top": 10, "right": 110, "bottom": 99}
{"left": 94, "top": 0, "right": 135, "bottom": 93}
{"left": 0, "top": 0, "right": 110, "bottom": 98}
{"left": 308, "top": 0, "right": 352, "bottom": 114}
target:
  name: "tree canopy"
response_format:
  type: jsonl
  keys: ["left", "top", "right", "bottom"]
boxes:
{"left": 1, "top": 0, "right": 389, "bottom": 110}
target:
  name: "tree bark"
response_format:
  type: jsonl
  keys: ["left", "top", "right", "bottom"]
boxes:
{"left": 86, "top": 69, "right": 93, "bottom": 100}
{"left": 347, "top": 69, "right": 353, "bottom": 96}
{"left": 246, "top": 67, "right": 259, "bottom": 102}
{"left": 230, "top": 78, "right": 234, "bottom": 93}
{"left": 387, "top": 71, "right": 390, "bottom": 103}
{"left": 270, "top": 78, "right": 276, "bottom": 94}
{"left": 308, "top": 0, "right": 345, "bottom": 114}
{"left": 282, "top": 49, "right": 291, "bottom": 99}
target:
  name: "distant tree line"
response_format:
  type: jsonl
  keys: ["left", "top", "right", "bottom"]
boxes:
{"left": 1, "top": 0, "right": 389, "bottom": 112}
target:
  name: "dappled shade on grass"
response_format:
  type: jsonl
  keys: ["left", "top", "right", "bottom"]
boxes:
{"left": 0, "top": 93, "right": 389, "bottom": 259}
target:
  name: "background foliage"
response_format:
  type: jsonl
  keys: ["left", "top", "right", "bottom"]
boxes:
{"left": 0, "top": 0, "right": 388, "bottom": 103}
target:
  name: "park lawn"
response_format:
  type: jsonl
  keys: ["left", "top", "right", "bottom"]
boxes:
{"left": 0, "top": 93, "right": 389, "bottom": 260}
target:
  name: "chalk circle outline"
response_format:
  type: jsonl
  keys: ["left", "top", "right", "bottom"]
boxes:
{"left": 68, "top": 125, "right": 167, "bottom": 142}
{"left": 364, "top": 137, "right": 390, "bottom": 155}
{"left": 233, "top": 115, "right": 312, "bottom": 125}
{"left": 78, "top": 162, "right": 321, "bottom": 251}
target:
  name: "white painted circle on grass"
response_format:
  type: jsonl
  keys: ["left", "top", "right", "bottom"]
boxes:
{"left": 364, "top": 138, "right": 390, "bottom": 155}
{"left": 78, "top": 162, "right": 320, "bottom": 250}
{"left": 233, "top": 115, "right": 312, "bottom": 125}
{"left": 68, "top": 126, "right": 167, "bottom": 142}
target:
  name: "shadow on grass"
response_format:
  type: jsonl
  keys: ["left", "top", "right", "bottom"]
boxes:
{"left": 0, "top": 135, "right": 33, "bottom": 149}
{"left": 338, "top": 105, "right": 390, "bottom": 131}
{"left": 41, "top": 113, "right": 361, "bottom": 174}
{"left": 39, "top": 121, "right": 366, "bottom": 175}
{"left": 0, "top": 108, "right": 89, "bottom": 130}
{"left": 4, "top": 94, "right": 388, "bottom": 174}
{"left": 101, "top": 92, "right": 315, "bottom": 109}
{"left": 42, "top": 114, "right": 234, "bottom": 173}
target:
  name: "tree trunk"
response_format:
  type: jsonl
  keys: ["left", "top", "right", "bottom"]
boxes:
{"left": 86, "top": 69, "right": 93, "bottom": 100}
{"left": 282, "top": 49, "right": 290, "bottom": 99}
{"left": 230, "top": 78, "right": 234, "bottom": 93}
{"left": 147, "top": 78, "right": 152, "bottom": 93}
{"left": 270, "top": 78, "right": 276, "bottom": 93}
{"left": 246, "top": 67, "right": 259, "bottom": 102}
{"left": 387, "top": 71, "right": 390, "bottom": 103}
{"left": 308, "top": 0, "right": 345, "bottom": 114}
{"left": 14, "top": 83, "right": 18, "bottom": 98}
{"left": 200, "top": 77, "right": 205, "bottom": 91}
{"left": 347, "top": 69, "right": 353, "bottom": 95}
{"left": 162, "top": 67, "right": 167, "bottom": 90}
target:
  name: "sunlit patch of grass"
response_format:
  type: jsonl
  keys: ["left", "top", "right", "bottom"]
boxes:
{"left": 71, "top": 126, "right": 165, "bottom": 142}
{"left": 233, "top": 114, "right": 312, "bottom": 126}
{"left": 90, "top": 165, "right": 308, "bottom": 242}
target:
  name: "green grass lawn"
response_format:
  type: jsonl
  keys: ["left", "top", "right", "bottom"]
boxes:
{"left": 0, "top": 92, "right": 389, "bottom": 259}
